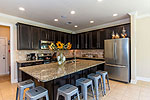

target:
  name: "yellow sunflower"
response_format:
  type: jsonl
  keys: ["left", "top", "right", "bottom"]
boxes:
{"left": 49, "top": 42, "right": 56, "bottom": 50}
{"left": 67, "top": 42, "right": 72, "bottom": 50}
{"left": 56, "top": 41, "right": 64, "bottom": 49}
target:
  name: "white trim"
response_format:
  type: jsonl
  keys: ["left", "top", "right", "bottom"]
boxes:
{"left": 0, "top": 12, "right": 73, "bottom": 34}
{"left": 137, "top": 14, "right": 150, "bottom": 19}
{"left": 75, "top": 18, "right": 130, "bottom": 33}
{"left": 137, "top": 76, "right": 150, "bottom": 82}
{"left": 130, "top": 79, "right": 137, "bottom": 84}
{"left": 0, "top": 22, "right": 15, "bottom": 83}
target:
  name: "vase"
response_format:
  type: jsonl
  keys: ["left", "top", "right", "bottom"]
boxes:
{"left": 57, "top": 52, "right": 66, "bottom": 65}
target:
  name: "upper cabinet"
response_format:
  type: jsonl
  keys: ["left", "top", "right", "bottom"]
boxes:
{"left": 17, "top": 23, "right": 130, "bottom": 50}
{"left": 17, "top": 23, "right": 74, "bottom": 50}
{"left": 30, "top": 26, "right": 40, "bottom": 49}
{"left": 17, "top": 23, "right": 31, "bottom": 50}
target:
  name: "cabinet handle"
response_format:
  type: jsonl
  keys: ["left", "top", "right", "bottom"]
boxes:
{"left": 32, "top": 42, "right": 33, "bottom": 48}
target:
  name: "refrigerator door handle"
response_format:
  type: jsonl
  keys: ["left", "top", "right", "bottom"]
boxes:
{"left": 114, "top": 42, "right": 117, "bottom": 60}
{"left": 105, "top": 64, "right": 126, "bottom": 68}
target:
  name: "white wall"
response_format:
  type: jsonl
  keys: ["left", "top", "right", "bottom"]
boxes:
{"left": 136, "top": 16, "right": 150, "bottom": 81}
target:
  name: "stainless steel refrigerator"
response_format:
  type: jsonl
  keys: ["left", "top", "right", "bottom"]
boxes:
{"left": 104, "top": 38, "right": 130, "bottom": 83}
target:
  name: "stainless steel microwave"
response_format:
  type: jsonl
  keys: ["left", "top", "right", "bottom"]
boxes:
{"left": 40, "top": 40, "right": 53, "bottom": 50}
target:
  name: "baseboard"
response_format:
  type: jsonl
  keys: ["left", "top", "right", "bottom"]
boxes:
{"left": 11, "top": 78, "right": 18, "bottom": 83}
{"left": 130, "top": 79, "right": 137, "bottom": 84}
{"left": 137, "top": 76, "right": 150, "bottom": 82}
{"left": 0, "top": 73, "right": 9, "bottom": 76}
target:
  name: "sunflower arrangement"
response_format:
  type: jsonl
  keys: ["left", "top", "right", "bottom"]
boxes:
{"left": 49, "top": 41, "right": 72, "bottom": 50}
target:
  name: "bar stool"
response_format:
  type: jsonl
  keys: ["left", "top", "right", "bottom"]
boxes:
{"left": 88, "top": 73, "right": 103, "bottom": 100}
{"left": 96, "top": 70, "right": 110, "bottom": 95}
{"left": 25, "top": 86, "right": 49, "bottom": 100}
{"left": 76, "top": 78, "right": 95, "bottom": 100}
{"left": 56, "top": 84, "right": 80, "bottom": 100}
{"left": 16, "top": 79, "right": 35, "bottom": 100}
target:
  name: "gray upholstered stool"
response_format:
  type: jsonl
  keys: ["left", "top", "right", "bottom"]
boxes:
{"left": 16, "top": 79, "right": 35, "bottom": 100}
{"left": 76, "top": 78, "right": 95, "bottom": 100}
{"left": 56, "top": 84, "right": 80, "bottom": 100}
{"left": 25, "top": 86, "right": 49, "bottom": 100}
{"left": 88, "top": 73, "right": 103, "bottom": 100}
{"left": 96, "top": 70, "right": 110, "bottom": 95}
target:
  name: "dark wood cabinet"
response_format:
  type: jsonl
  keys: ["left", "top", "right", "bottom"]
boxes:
{"left": 92, "top": 31, "right": 97, "bottom": 49}
{"left": 71, "top": 34, "right": 77, "bottom": 49}
{"left": 17, "top": 23, "right": 130, "bottom": 50}
{"left": 17, "top": 24, "right": 31, "bottom": 50}
{"left": 31, "top": 26, "right": 40, "bottom": 49}
{"left": 40, "top": 28, "right": 49, "bottom": 40}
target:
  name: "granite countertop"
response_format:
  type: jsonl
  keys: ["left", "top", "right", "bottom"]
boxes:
{"left": 17, "top": 60, "right": 44, "bottom": 63}
{"left": 19, "top": 59, "right": 105, "bottom": 82}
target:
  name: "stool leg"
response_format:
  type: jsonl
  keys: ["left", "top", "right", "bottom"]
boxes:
{"left": 56, "top": 92, "right": 59, "bottom": 100}
{"left": 16, "top": 87, "right": 19, "bottom": 100}
{"left": 106, "top": 75, "right": 110, "bottom": 90}
{"left": 19, "top": 88, "right": 24, "bottom": 100}
{"left": 91, "top": 84, "right": 95, "bottom": 100}
{"left": 66, "top": 96, "right": 71, "bottom": 100}
{"left": 102, "top": 75, "right": 106, "bottom": 95}
{"left": 45, "top": 92, "right": 49, "bottom": 100}
{"left": 82, "top": 86, "right": 87, "bottom": 100}
{"left": 99, "top": 78, "right": 104, "bottom": 96}
{"left": 94, "top": 79, "right": 99, "bottom": 100}
{"left": 77, "top": 90, "right": 80, "bottom": 100}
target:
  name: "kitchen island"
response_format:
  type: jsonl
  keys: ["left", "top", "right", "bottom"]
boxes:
{"left": 20, "top": 59, "right": 105, "bottom": 100}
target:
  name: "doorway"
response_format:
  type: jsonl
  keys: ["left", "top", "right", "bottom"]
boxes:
{"left": 0, "top": 25, "right": 10, "bottom": 82}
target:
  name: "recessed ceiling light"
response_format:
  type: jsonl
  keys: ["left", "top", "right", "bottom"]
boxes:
{"left": 19, "top": 7, "right": 25, "bottom": 11}
{"left": 74, "top": 25, "right": 78, "bottom": 27}
{"left": 90, "top": 21, "right": 94, "bottom": 23}
{"left": 113, "top": 13, "right": 118, "bottom": 17}
{"left": 70, "top": 11, "right": 75, "bottom": 14}
{"left": 97, "top": 0, "right": 103, "bottom": 2}
{"left": 54, "top": 19, "right": 58, "bottom": 21}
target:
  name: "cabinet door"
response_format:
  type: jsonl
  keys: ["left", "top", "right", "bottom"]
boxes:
{"left": 64, "top": 33, "right": 68, "bottom": 44}
{"left": 88, "top": 32, "right": 93, "bottom": 49}
{"left": 76, "top": 34, "right": 80, "bottom": 49}
{"left": 40, "top": 28, "right": 48, "bottom": 40}
{"left": 31, "top": 26, "right": 40, "bottom": 49}
{"left": 48, "top": 30, "right": 55, "bottom": 41}
{"left": 67, "top": 34, "right": 72, "bottom": 43}
{"left": 105, "top": 28, "right": 113, "bottom": 39}
{"left": 80, "top": 34, "right": 85, "bottom": 49}
{"left": 84, "top": 33, "right": 89, "bottom": 49}
{"left": 71, "top": 34, "right": 77, "bottom": 49}
{"left": 60, "top": 33, "right": 64, "bottom": 43}
{"left": 17, "top": 24, "right": 31, "bottom": 50}
{"left": 92, "top": 31, "right": 97, "bottom": 49}
{"left": 100, "top": 30, "right": 106, "bottom": 49}
{"left": 54, "top": 31, "right": 60, "bottom": 42}
{"left": 97, "top": 30, "right": 101, "bottom": 48}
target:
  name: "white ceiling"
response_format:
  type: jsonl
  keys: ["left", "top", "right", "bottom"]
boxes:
{"left": 0, "top": 0, "right": 150, "bottom": 31}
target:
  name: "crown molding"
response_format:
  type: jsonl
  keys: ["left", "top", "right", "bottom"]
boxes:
{"left": 75, "top": 18, "right": 130, "bottom": 33}
{"left": 0, "top": 13, "right": 73, "bottom": 33}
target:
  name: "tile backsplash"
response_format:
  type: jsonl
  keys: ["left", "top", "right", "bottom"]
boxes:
{"left": 16, "top": 49, "right": 104, "bottom": 61}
